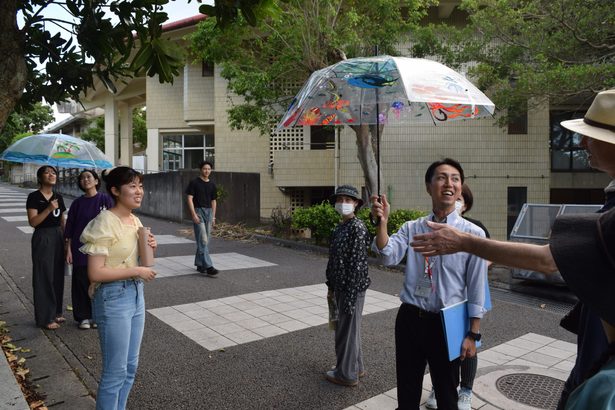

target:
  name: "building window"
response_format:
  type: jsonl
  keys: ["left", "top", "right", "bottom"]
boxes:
{"left": 310, "top": 126, "right": 335, "bottom": 150}
{"left": 507, "top": 110, "right": 528, "bottom": 135}
{"left": 507, "top": 186, "right": 527, "bottom": 239}
{"left": 202, "top": 61, "right": 214, "bottom": 77}
{"left": 162, "top": 134, "right": 215, "bottom": 171}
{"left": 550, "top": 111, "right": 591, "bottom": 171}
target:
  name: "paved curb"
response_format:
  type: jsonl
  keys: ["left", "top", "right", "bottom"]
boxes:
{"left": 0, "top": 347, "right": 28, "bottom": 410}
{"left": 0, "top": 264, "right": 95, "bottom": 409}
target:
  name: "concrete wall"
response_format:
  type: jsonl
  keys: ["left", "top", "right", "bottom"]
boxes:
{"left": 56, "top": 170, "right": 260, "bottom": 224}
{"left": 184, "top": 64, "right": 215, "bottom": 121}
{"left": 335, "top": 106, "right": 551, "bottom": 240}
{"left": 139, "top": 170, "right": 260, "bottom": 224}
{"left": 146, "top": 71, "right": 186, "bottom": 129}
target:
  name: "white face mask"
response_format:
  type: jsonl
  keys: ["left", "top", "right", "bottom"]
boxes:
{"left": 455, "top": 200, "right": 464, "bottom": 215}
{"left": 335, "top": 202, "right": 355, "bottom": 216}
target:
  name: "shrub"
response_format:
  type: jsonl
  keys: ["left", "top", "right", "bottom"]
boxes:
{"left": 293, "top": 202, "right": 427, "bottom": 245}
{"left": 271, "top": 206, "right": 292, "bottom": 236}
{"left": 291, "top": 201, "right": 340, "bottom": 244}
{"left": 357, "top": 207, "right": 427, "bottom": 236}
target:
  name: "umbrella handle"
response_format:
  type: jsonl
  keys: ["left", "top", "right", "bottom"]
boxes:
{"left": 369, "top": 195, "right": 382, "bottom": 227}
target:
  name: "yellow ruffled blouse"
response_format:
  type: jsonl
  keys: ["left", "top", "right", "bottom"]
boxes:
{"left": 80, "top": 210, "right": 143, "bottom": 269}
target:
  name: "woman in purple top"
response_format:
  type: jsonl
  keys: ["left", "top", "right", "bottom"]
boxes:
{"left": 64, "top": 170, "right": 114, "bottom": 329}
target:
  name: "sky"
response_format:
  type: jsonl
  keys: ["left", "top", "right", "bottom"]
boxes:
{"left": 38, "top": 1, "right": 210, "bottom": 128}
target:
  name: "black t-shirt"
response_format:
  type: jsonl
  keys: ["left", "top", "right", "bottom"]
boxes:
{"left": 26, "top": 190, "right": 67, "bottom": 229}
{"left": 185, "top": 178, "right": 217, "bottom": 208}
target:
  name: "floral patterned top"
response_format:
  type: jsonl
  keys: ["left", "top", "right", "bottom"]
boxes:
{"left": 326, "top": 217, "right": 371, "bottom": 314}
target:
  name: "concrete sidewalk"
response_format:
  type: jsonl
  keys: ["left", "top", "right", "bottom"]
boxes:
{"left": 0, "top": 265, "right": 95, "bottom": 410}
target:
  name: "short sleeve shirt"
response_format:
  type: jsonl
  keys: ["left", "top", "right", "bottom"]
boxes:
{"left": 64, "top": 192, "right": 115, "bottom": 266}
{"left": 26, "top": 190, "right": 66, "bottom": 229}
{"left": 79, "top": 210, "right": 142, "bottom": 269}
{"left": 185, "top": 178, "right": 217, "bottom": 208}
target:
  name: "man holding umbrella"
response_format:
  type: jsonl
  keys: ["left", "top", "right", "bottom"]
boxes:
{"left": 411, "top": 89, "right": 615, "bottom": 409}
{"left": 371, "top": 158, "right": 488, "bottom": 410}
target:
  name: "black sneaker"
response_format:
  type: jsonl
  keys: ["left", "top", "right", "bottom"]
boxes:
{"left": 196, "top": 266, "right": 206, "bottom": 273}
{"left": 206, "top": 267, "right": 219, "bottom": 276}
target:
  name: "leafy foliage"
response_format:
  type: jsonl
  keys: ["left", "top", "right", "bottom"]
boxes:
{"left": 191, "top": 0, "right": 435, "bottom": 135}
{"left": 80, "top": 109, "right": 147, "bottom": 151}
{"left": 200, "top": 0, "right": 282, "bottom": 28}
{"left": 291, "top": 202, "right": 340, "bottom": 244}
{"left": 410, "top": 0, "right": 615, "bottom": 119}
{"left": 292, "top": 202, "right": 427, "bottom": 245}
{"left": 356, "top": 207, "right": 427, "bottom": 237}
{"left": 0, "top": 103, "right": 53, "bottom": 152}
{"left": 0, "top": 0, "right": 273, "bottom": 133}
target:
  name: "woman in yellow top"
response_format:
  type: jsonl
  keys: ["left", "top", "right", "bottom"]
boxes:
{"left": 80, "top": 167, "right": 157, "bottom": 410}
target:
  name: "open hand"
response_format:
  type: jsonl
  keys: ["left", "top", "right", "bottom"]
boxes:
{"left": 411, "top": 221, "right": 465, "bottom": 256}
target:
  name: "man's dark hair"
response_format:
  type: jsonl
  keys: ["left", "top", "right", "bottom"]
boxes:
{"left": 198, "top": 160, "right": 213, "bottom": 170}
{"left": 424, "top": 158, "right": 465, "bottom": 184}
{"left": 461, "top": 183, "right": 474, "bottom": 214}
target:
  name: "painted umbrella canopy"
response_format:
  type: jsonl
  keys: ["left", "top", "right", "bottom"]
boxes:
{"left": 0, "top": 133, "right": 113, "bottom": 169}
{"left": 277, "top": 55, "right": 495, "bottom": 129}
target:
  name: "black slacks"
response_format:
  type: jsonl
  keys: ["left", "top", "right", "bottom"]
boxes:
{"left": 71, "top": 265, "right": 92, "bottom": 322}
{"left": 31, "top": 226, "right": 65, "bottom": 327}
{"left": 395, "top": 303, "right": 460, "bottom": 410}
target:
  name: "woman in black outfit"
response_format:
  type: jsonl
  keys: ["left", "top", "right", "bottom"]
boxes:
{"left": 26, "top": 165, "right": 67, "bottom": 330}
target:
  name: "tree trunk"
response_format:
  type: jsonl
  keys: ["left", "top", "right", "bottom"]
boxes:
{"left": 351, "top": 123, "right": 382, "bottom": 198}
{"left": 0, "top": 0, "right": 27, "bottom": 133}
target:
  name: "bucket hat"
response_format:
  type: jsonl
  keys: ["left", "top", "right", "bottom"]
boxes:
{"left": 560, "top": 89, "right": 615, "bottom": 145}
{"left": 549, "top": 208, "right": 615, "bottom": 326}
{"left": 329, "top": 185, "right": 364, "bottom": 208}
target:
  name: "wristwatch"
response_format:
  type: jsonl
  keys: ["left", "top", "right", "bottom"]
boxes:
{"left": 466, "top": 331, "right": 482, "bottom": 342}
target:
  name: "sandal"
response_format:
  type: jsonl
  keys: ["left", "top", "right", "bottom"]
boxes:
{"left": 45, "top": 322, "right": 60, "bottom": 330}
{"left": 55, "top": 316, "right": 66, "bottom": 323}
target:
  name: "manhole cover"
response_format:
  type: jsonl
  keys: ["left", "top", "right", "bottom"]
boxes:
{"left": 496, "top": 373, "right": 564, "bottom": 409}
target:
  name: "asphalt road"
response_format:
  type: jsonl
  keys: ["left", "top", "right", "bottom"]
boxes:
{"left": 0, "top": 182, "right": 576, "bottom": 410}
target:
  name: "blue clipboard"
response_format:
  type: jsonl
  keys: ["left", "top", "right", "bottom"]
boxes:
{"left": 440, "top": 299, "right": 481, "bottom": 361}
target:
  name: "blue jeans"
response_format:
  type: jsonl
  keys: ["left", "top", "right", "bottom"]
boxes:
{"left": 93, "top": 280, "right": 145, "bottom": 410}
{"left": 193, "top": 207, "right": 214, "bottom": 269}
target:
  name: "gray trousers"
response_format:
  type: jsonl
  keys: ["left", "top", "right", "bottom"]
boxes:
{"left": 334, "top": 290, "right": 366, "bottom": 381}
{"left": 31, "top": 226, "right": 65, "bottom": 327}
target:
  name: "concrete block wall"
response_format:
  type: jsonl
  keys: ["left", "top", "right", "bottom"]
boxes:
{"left": 146, "top": 71, "right": 186, "bottom": 129}
{"left": 184, "top": 64, "right": 214, "bottom": 121}
{"left": 336, "top": 107, "right": 551, "bottom": 240}
{"left": 212, "top": 67, "right": 288, "bottom": 220}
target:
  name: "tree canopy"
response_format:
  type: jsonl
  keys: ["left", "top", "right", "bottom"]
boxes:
{"left": 191, "top": 0, "right": 435, "bottom": 193}
{"left": 0, "top": 103, "right": 54, "bottom": 152}
{"left": 0, "top": 0, "right": 272, "bottom": 135}
{"left": 410, "top": 0, "right": 615, "bottom": 118}
{"left": 81, "top": 108, "right": 147, "bottom": 151}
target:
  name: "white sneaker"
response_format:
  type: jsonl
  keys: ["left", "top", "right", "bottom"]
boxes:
{"left": 78, "top": 320, "right": 91, "bottom": 330}
{"left": 457, "top": 389, "right": 472, "bottom": 410}
{"left": 425, "top": 388, "right": 437, "bottom": 409}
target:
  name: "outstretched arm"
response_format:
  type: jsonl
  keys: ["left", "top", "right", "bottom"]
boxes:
{"left": 411, "top": 221, "right": 558, "bottom": 274}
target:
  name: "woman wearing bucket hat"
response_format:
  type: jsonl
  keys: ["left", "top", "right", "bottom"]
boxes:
{"left": 325, "top": 184, "right": 371, "bottom": 387}
{"left": 410, "top": 89, "right": 615, "bottom": 409}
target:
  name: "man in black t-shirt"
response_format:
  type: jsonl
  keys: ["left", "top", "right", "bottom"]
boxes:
{"left": 185, "top": 160, "right": 219, "bottom": 276}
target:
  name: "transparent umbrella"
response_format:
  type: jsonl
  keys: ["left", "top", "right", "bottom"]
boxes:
{"left": 0, "top": 133, "right": 113, "bottom": 169}
{"left": 276, "top": 56, "right": 496, "bottom": 197}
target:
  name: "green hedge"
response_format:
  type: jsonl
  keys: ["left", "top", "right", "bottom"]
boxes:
{"left": 292, "top": 201, "right": 427, "bottom": 244}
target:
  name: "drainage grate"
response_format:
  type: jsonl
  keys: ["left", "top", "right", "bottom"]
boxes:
{"left": 496, "top": 373, "right": 564, "bottom": 409}
{"left": 491, "top": 288, "right": 575, "bottom": 315}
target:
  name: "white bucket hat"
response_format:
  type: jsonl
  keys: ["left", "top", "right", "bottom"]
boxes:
{"left": 560, "top": 89, "right": 615, "bottom": 145}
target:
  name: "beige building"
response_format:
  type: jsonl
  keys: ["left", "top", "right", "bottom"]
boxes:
{"left": 66, "top": 11, "right": 608, "bottom": 240}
